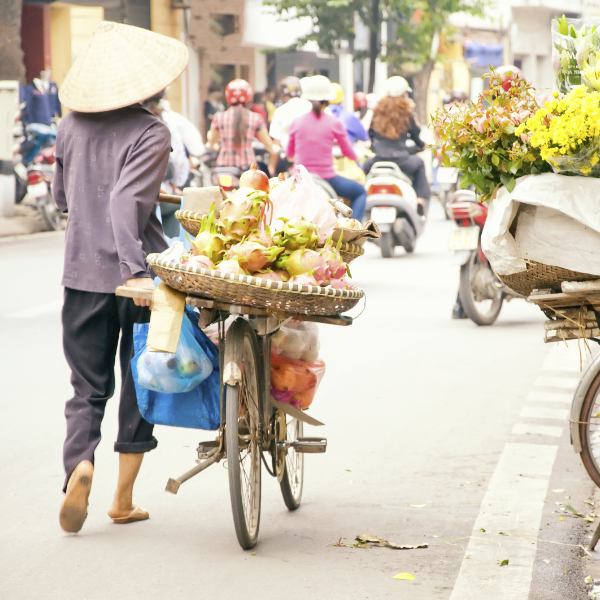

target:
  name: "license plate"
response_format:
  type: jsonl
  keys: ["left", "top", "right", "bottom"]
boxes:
{"left": 371, "top": 206, "right": 396, "bottom": 224}
{"left": 449, "top": 226, "right": 479, "bottom": 250}
{"left": 28, "top": 181, "right": 48, "bottom": 198}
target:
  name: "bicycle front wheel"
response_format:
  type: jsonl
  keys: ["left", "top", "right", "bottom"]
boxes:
{"left": 280, "top": 417, "right": 304, "bottom": 510}
{"left": 579, "top": 369, "right": 600, "bottom": 487}
{"left": 225, "top": 321, "right": 262, "bottom": 549}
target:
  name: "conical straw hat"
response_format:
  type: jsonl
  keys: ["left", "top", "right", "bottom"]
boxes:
{"left": 59, "top": 21, "right": 189, "bottom": 113}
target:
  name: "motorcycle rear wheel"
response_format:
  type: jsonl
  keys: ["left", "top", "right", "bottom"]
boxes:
{"left": 39, "top": 193, "right": 65, "bottom": 231}
{"left": 459, "top": 250, "right": 503, "bottom": 326}
{"left": 380, "top": 231, "right": 395, "bottom": 258}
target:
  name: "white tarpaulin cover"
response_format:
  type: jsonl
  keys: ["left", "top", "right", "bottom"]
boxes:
{"left": 481, "top": 173, "right": 600, "bottom": 276}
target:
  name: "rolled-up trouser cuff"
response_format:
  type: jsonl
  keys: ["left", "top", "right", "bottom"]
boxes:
{"left": 114, "top": 436, "right": 158, "bottom": 454}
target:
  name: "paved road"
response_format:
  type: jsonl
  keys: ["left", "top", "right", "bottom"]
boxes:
{"left": 1, "top": 203, "right": 599, "bottom": 599}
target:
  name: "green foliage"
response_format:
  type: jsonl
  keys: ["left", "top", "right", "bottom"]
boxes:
{"left": 430, "top": 70, "right": 552, "bottom": 201}
{"left": 264, "top": 0, "right": 488, "bottom": 74}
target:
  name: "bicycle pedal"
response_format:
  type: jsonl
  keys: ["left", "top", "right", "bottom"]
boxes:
{"left": 291, "top": 437, "right": 327, "bottom": 454}
{"left": 197, "top": 440, "right": 219, "bottom": 458}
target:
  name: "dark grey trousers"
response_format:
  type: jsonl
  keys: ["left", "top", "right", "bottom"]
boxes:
{"left": 62, "top": 288, "right": 156, "bottom": 491}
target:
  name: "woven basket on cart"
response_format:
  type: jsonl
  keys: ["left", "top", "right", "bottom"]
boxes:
{"left": 147, "top": 254, "right": 364, "bottom": 315}
{"left": 498, "top": 260, "right": 598, "bottom": 296}
{"left": 175, "top": 210, "right": 205, "bottom": 236}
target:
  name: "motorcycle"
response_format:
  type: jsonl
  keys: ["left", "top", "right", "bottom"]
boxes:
{"left": 26, "top": 145, "right": 65, "bottom": 231}
{"left": 363, "top": 161, "right": 425, "bottom": 257}
{"left": 447, "top": 189, "right": 520, "bottom": 325}
{"left": 435, "top": 159, "right": 458, "bottom": 219}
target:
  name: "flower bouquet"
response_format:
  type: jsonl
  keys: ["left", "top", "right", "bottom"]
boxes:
{"left": 431, "top": 70, "right": 551, "bottom": 201}
{"left": 515, "top": 86, "right": 600, "bottom": 177}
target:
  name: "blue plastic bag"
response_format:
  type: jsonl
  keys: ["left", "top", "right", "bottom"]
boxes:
{"left": 136, "top": 312, "right": 213, "bottom": 394}
{"left": 132, "top": 308, "right": 221, "bottom": 430}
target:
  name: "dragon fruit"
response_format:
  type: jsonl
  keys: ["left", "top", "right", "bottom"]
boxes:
{"left": 273, "top": 268, "right": 291, "bottom": 282}
{"left": 192, "top": 204, "right": 228, "bottom": 263}
{"left": 215, "top": 257, "right": 247, "bottom": 276}
{"left": 247, "top": 226, "right": 273, "bottom": 248}
{"left": 183, "top": 255, "right": 215, "bottom": 270}
{"left": 289, "top": 273, "right": 320, "bottom": 287}
{"left": 319, "top": 234, "right": 348, "bottom": 280}
{"left": 272, "top": 217, "right": 320, "bottom": 251}
{"left": 328, "top": 277, "right": 351, "bottom": 290}
{"left": 276, "top": 248, "right": 329, "bottom": 285}
{"left": 218, "top": 188, "right": 273, "bottom": 240}
{"left": 225, "top": 240, "right": 283, "bottom": 273}
{"left": 254, "top": 269, "right": 284, "bottom": 282}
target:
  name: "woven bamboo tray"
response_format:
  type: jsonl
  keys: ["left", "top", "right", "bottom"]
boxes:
{"left": 175, "top": 210, "right": 205, "bottom": 236}
{"left": 318, "top": 241, "right": 365, "bottom": 264}
{"left": 147, "top": 254, "right": 364, "bottom": 315}
{"left": 498, "top": 260, "right": 598, "bottom": 297}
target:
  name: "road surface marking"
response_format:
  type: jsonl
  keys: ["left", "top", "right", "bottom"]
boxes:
{"left": 527, "top": 391, "right": 572, "bottom": 404}
{"left": 520, "top": 406, "right": 569, "bottom": 420}
{"left": 543, "top": 346, "right": 591, "bottom": 372}
{"left": 534, "top": 376, "right": 579, "bottom": 390}
{"left": 449, "top": 443, "right": 557, "bottom": 600}
{"left": 512, "top": 423, "right": 563, "bottom": 437}
{"left": 6, "top": 301, "right": 62, "bottom": 318}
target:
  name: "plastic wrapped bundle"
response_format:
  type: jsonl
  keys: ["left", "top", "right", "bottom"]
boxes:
{"left": 271, "top": 320, "right": 320, "bottom": 362}
{"left": 271, "top": 353, "right": 326, "bottom": 409}
{"left": 546, "top": 140, "right": 600, "bottom": 177}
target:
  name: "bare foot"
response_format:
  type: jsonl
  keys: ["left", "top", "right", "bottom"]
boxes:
{"left": 60, "top": 461, "right": 94, "bottom": 533}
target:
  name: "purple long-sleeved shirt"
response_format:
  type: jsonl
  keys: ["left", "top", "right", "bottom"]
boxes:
{"left": 53, "top": 104, "right": 170, "bottom": 293}
{"left": 287, "top": 110, "right": 358, "bottom": 179}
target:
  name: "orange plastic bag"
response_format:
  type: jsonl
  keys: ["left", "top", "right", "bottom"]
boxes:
{"left": 270, "top": 353, "right": 326, "bottom": 409}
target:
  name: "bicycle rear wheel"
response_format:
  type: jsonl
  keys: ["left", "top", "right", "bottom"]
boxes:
{"left": 280, "top": 417, "right": 304, "bottom": 510}
{"left": 225, "top": 320, "right": 262, "bottom": 549}
{"left": 578, "top": 370, "right": 600, "bottom": 488}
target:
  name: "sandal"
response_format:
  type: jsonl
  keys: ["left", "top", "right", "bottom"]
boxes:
{"left": 111, "top": 503, "right": 149, "bottom": 524}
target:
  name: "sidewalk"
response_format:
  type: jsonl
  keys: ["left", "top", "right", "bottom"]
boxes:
{"left": 0, "top": 203, "right": 51, "bottom": 237}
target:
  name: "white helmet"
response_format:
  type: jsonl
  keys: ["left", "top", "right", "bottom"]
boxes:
{"left": 300, "top": 75, "right": 337, "bottom": 102}
{"left": 384, "top": 76, "right": 412, "bottom": 98}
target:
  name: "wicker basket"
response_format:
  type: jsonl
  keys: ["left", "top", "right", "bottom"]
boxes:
{"left": 147, "top": 254, "right": 364, "bottom": 315}
{"left": 175, "top": 210, "right": 205, "bottom": 236}
{"left": 498, "top": 260, "right": 598, "bottom": 296}
{"left": 318, "top": 241, "right": 365, "bottom": 264}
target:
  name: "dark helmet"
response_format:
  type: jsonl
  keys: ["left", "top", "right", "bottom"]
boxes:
{"left": 278, "top": 76, "right": 302, "bottom": 98}
{"left": 225, "top": 79, "right": 253, "bottom": 105}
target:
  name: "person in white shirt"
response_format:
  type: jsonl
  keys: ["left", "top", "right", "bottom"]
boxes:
{"left": 268, "top": 76, "right": 311, "bottom": 175}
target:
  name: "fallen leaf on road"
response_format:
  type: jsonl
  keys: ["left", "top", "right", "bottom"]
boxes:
{"left": 499, "top": 532, "right": 508, "bottom": 536}
{"left": 355, "top": 534, "right": 428, "bottom": 550}
{"left": 498, "top": 559, "right": 509, "bottom": 566}
{"left": 586, "top": 575, "right": 593, "bottom": 584}
{"left": 543, "top": 559, "right": 550, "bottom": 564}
{"left": 559, "top": 518, "right": 565, "bottom": 521}
{"left": 409, "top": 504, "right": 427, "bottom": 508}
{"left": 564, "top": 504, "right": 585, "bottom": 517}
{"left": 480, "top": 528, "right": 486, "bottom": 532}
{"left": 585, "top": 500, "right": 595, "bottom": 506}
{"left": 552, "top": 489, "right": 566, "bottom": 493}
{"left": 585, "top": 517, "right": 596, "bottom": 522}
{"left": 393, "top": 573, "right": 415, "bottom": 580}
{"left": 564, "top": 569, "right": 568, "bottom": 574}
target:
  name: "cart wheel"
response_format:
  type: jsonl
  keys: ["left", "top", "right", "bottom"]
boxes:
{"left": 225, "top": 321, "right": 262, "bottom": 549}
{"left": 578, "top": 370, "right": 600, "bottom": 488}
{"left": 280, "top": 417, "right": 304, "bottom": 510}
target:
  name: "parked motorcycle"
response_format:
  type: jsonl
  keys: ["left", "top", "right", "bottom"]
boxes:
{"left": 363, "top": 161, "right": 425, "bottom": 257}
{"left": 447, "top": 189, "right": 520, "bottom": 325}
{"left": 26, "top": 145, "right": 65, "bottom": 231}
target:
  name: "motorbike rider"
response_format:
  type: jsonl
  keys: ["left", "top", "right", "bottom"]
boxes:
{"left": 268, "top": 76, "right": 311, "bottom": 175}
{"left": 363, "top": 76, "right": 430, "bottom": 216}
{"left": 354, "top": 92, "right": 368, "bottom": 120}
{"left": 208, "top": 79, "right": 276, "bottom": 175}
{"left": 326, "top": 83, "right": 369, "bottom": 145}
{"left": 287, "top": 75, "right": 367, "bottom": 221}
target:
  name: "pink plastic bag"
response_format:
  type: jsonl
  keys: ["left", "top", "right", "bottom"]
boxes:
{"left": 270, "top": 165, "right": 337, "bottom": 239}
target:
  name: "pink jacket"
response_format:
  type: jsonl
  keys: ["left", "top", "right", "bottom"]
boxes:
{"left": 287, "top": 110, "right": 358, "bottom": 179}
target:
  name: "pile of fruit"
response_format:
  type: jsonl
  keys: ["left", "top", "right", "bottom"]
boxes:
{"left": 180, "top": 165, "right": 353, "bottom": 290}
